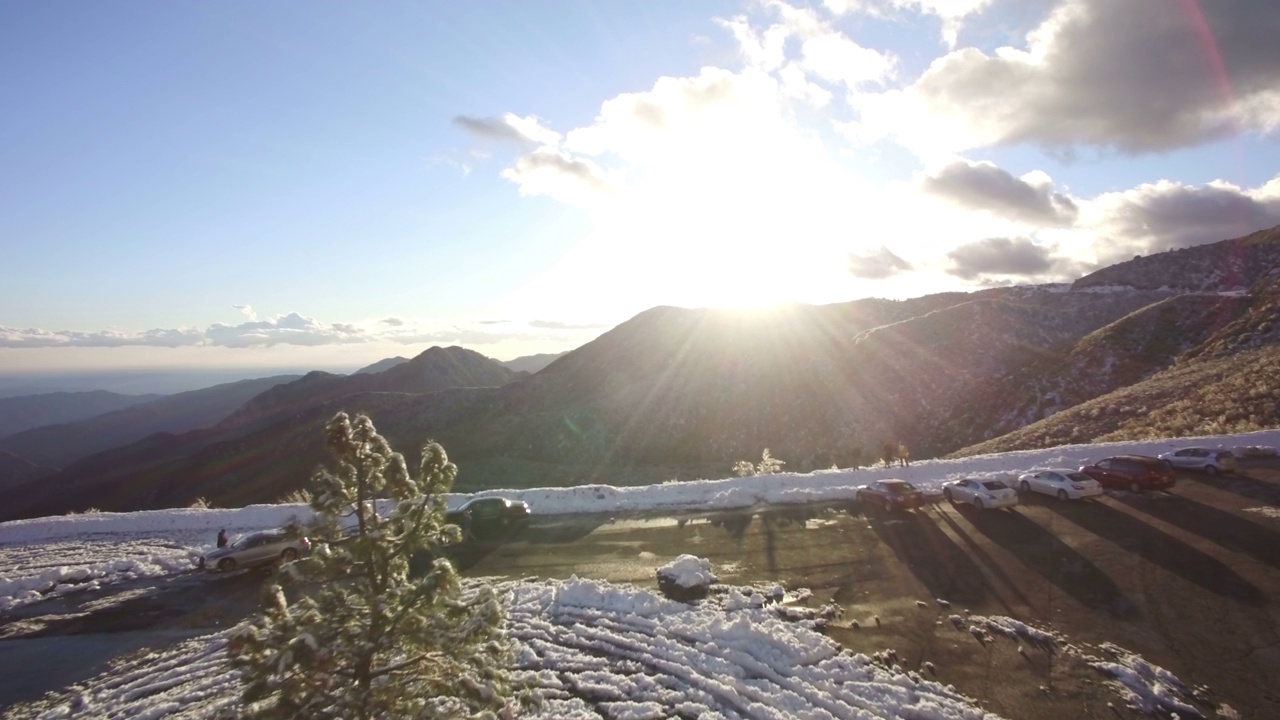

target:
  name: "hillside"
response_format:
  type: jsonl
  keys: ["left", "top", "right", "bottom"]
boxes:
{"left": 0, "top": 451, "right": 56, "bottom": 492}
{"left": 955, "top": 268, "right": 1280, "bottom": 456}
{"left": 954, "top": 345, "right": 1280, "bottom": 455}
{"left": 444, "top": 288, "right": 1170, "bottom": 473}
{"left": 215, "top": 346, "right": 521, "bottom": 432}
{"left": 3, "top": 347, "right": 523, "bottom": 517}
{"left": 1074, "top": 225, "right": 1280, "bottom": 291}
{"left": 0, "top": 375, "right": 299, "bottom": 469}
{"left": 0, "top": 390, "right": 162, "bottom": 438}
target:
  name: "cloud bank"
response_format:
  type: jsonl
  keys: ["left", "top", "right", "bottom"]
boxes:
{"left": 0, "top": 313, "right": 604, "bottom": 350}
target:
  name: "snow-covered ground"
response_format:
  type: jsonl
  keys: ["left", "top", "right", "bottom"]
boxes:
{"left": 1, "top": 429, "right": 1277, "bottom": 718}
{"left": 12, "top": 575, "right": 1009, "bottom": 719}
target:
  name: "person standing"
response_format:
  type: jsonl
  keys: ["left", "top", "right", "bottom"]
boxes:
{"left": 217, "top": 528, "right": 228, "bottom": 548}
{"left": 461, "top": 510, "right": 475, "bottom": 542}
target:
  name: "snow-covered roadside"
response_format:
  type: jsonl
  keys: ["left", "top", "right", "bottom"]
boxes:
{"left": 11, "top": 576, "right": 1006, "bottom": 720}
{"left": 1, "top": 429, "right": 1276, "bottom": 613}
{"left": 3, "top": 430, "right": 1276, "bottom": 548}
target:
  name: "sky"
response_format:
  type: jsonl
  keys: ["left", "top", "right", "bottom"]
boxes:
{"left": 2, "top": 0, "right": 1280, "bottom": 376}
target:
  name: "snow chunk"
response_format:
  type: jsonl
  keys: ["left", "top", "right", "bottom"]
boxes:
{"left": 656, "top": 554, "right": 717, "bottom": 590}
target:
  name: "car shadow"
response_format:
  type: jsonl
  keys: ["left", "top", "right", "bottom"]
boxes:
{"left": 758, "top": 506, "right": 820, "bottom": 574}
{"left": 1115, "top": 493, "right": 1280, "bottom": 570}
{"left": 1047, "top": 500, "right": 1266, "bottom": 605}
{"left": 522, "top": 515, "right": 607, "bottom": 545}
{"left": 707, "top": 510, "right": 755, "bottom": 542}
{"left": 868, "top": 508, "right": 990, "bottom": 607}
{"left": 934, "top": 506, "right": 1034, "bottom": 617}
{"left": 1178, "top": 469, "right": 1280, "bottom": 506}
{"left": 962, "top": 505, "right": 1140, "bottom": 619}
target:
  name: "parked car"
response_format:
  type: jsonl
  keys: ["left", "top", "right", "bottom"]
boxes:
{"left": 1080, "top": 455, "right": 1176, "bottom": 492}
{"left": 1016, "top": 469, "right": 1103, "bottom": 501}
{"left": 200, "top": 529, "right": 310, "bottom": 572}
{"left": 856, "top": 479, "right": 926, "bottom": 512}
{"left": 942, "top": 478, "right": 1018, "bottom": 510}
{"left": 446, "top": 496, "right": 531, "bottom": 539}
{"left": 1157, "top": 447, "right": 1236, "bottom": 475}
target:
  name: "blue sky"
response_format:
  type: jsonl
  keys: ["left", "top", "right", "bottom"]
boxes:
{"left": 3, "top": 0, "right": 1279, "bottom": 375}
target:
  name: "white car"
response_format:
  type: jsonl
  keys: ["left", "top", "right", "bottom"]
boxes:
{"left": 1157, "top": 447, "right": 1237, "bottom": 475}
{"left": 942, "top": 478, "right": 1018, "bottom": 510}
{"left": 1016, "top": 468, "right": 1103, "bottom": 500}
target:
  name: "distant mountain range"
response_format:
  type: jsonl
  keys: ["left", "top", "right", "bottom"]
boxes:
{"left": 0, "top": 390, "right": 162, "bottom": 438}
{"left": 0, "top": 376, "right": 300, "bottom": 470}
{"left": 4, "top": 225, "right": 1279, "bottom": 519}
{"left": 497, "top": 352, "right": 568, "bottom": 374}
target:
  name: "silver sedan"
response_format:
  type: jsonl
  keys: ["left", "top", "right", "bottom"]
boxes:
{"left": 200, "top": 530, "right": 310, "bottom": 572}
{"left": 1157, "top": 447, "right": 1236, "bottom": 475}
{"left": 942, "top": 478, "right": 1018, "bottom": 510}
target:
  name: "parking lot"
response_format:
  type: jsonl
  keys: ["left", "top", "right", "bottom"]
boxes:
{"left": 467, "top": 458, "right": 1280, "bottom": 718}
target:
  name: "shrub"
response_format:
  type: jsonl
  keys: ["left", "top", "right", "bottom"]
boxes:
{"left": 276, "top": 488, "right": 313, "bottom": 505}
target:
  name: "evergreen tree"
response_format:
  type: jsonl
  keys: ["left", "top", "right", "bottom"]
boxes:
{"left": 732, "top": 448, "right": 786, "bottom": 476}
{"left": 228, "top": 412, "right": 511, "bottom": 719}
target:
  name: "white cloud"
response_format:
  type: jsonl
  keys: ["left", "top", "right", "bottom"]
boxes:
{"left": 800, "top": 32, "right": 893, "bottom": 90}
{"left": 920, "top": 158, "right": 1077, "bottom": 225}
{"left": 892, "top": 0, "right": 994, "bottom": 47}
{"left": 848, "top": 246, "right": 913, "bottom": 279}
{"left": 232, "top": 304, "right": 256, "bottom": 321}
{"left": 945, "top": 236, "right": 1087, "bottom": 280}
{"left": 1085, "top": 175, "right": 1280, "bottom": 263}
{"left": 852, "top": 0, "right": 1280, "bottom": 155}
{"left": 453, "top": 113, "right": 562, "bottom": 147}
{"left": 0, "top": 326, "right": 206, "bottom": 349}
{"left": 529, "top": 319, "right": 613, "bottom": 330}
{"left": 717, "top": 16, "right": 788, "bottom": 72}
{"left": 500, "top": 147, "right": 611, "bottom": 208}
{"left": 0, "top": 314, "right": 586, "bottom": 350}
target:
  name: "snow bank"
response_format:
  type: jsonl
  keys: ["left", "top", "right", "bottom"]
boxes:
{"left": 3, "top": 429, "right": 1277, "bottom": 550}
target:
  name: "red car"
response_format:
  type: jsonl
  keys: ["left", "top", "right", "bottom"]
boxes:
{"left": 1079, "top": 455, "right": 1175, "bottom": 493}
{"left": 856, "top": 479, "right": 926, "bottom": 512}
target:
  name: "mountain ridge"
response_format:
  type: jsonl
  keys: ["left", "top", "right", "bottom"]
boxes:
{"left": 7, "top": 225, "right": 1280, "bottom": 518}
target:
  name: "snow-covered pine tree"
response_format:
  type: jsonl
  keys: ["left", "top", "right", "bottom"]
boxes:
{"left": 228, "top": 412, "right": 511, "bottom": 719}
